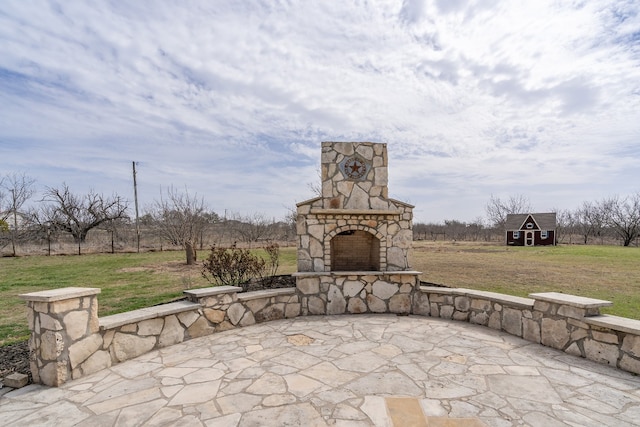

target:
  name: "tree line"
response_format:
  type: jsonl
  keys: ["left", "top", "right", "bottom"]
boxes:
{"left": 0, "top": 173, "right": 295, "bottom": 262}
{"left": 3, "top": 173, "right": 638, "bottom": 261}
{"left": 415, "top": 193, "right": 640, "bottom": 247}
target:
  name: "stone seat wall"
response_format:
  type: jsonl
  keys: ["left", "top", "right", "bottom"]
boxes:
{"left": 20, "top": 286, "right": 301, "bottom": 387}
{"left": 419, "top": 287, "right": 640, "bottom": 375}
{"left": 20, "top": 284, "right": 640, "bottom": 387}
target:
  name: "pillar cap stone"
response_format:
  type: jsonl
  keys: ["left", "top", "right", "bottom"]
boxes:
{"left": 184, "top": 286, "right": 242, "bottom": 298}
{"left": 19, "top": 287, "right": 101, "bottom": 302}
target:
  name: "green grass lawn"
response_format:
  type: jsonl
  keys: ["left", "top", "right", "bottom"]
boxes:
{"left": 1, "top": 242, "right": 638, "bottom": 346}
{"left": 411, "top": 242, "right": 640, "bottom": 319}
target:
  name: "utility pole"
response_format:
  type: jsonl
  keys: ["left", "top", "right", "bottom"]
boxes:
{"left": 132, "top": 161, "right": 141, "bottom": 253}
{"left": 11, "top": 188, "right": 17, "bottom": 257}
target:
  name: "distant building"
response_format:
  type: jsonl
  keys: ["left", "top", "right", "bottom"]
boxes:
{"left": 505, "top": 213, "right": 556, "bottom": 246}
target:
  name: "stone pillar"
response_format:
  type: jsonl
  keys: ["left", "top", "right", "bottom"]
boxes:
{"left": 530, "top": 292, "right": 612, "bottom": 358}
{"left": 20, "top": 287, "right": 100, "bottom": 386}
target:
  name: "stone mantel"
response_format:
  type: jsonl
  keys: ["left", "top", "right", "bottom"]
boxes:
{"left": 293, "top": 271, "right": 422, "bottom": 277}
{"left": 309, "top": 209, "right": 403, "bottom": 216}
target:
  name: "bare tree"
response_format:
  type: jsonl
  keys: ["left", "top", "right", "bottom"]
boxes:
{"left": 0, "top": 176, "right": 4, "bottom": 217}
{"left": 443, "top": 219, "right": 468, "bottom": 241}
{"left": 228, "top": 212, "right": 277, "bottom": 244}
{"left": 0, "top": 173, "right": 36, "bottom": 255}
{"left": 428, "top": 222, "right": 447, "bottom": 241}
{"left": 0, "top": 218, "right": 9, "bottom": 250}
{"left": 198, "top": 212, "right": 220, "bottom": 250}
{"left": 413, "top": 218, "right": 486, "bottom": 242}
{"left": 555, "top": 208, "right": 576, "bottom": 244}
{"left": 602, "top": 193, "right": 640, "bottom": 247}
{"left": 306, "top": 168, "right": 322, "bottom": 197}
{"left": 485, "top": 194, "right": 532, "bottom": 229}
{"left": 467, "top": 217, "right": 487, "bottom": 242}
{"left": 148, "top": 186, "right": 210, "bottom": 265}
{"left": 24, "top": 204, "right": 64, "bottom": 256}
{"left": 0, "top": 176, "right": 8, "bottom": 250}
{"left": 100, "top": 217, "right": 130, "bottom": 254}
{"left": 42, "top": 184, "right": 129, "bottom": 255}
{"left": 575, "top": 201, "right": 606, "bottom": 245}
{"left": 412, "top": 222, "right": 428, "bottom": 240}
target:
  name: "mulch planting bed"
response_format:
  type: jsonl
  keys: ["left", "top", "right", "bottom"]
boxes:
{"left": 0, "top": 340, "right": 31, "bottom": 387}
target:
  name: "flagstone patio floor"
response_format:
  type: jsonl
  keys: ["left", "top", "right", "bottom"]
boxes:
{"left": 1, "top": 315, "right": 639, "bottom": 426}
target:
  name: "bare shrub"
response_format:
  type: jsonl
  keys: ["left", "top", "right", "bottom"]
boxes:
{"left": 201, "top": 243, "right": 266, "bottom": 291}
{"left": 264, "top": 241, "right": 280, "bottom": 278}
{"left": 201, "top": 242, "right": 281, "bottom": 291}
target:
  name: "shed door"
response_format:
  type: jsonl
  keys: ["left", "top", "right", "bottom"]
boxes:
{"left": 525, "top": 231, "right": 534, "bottom": 246}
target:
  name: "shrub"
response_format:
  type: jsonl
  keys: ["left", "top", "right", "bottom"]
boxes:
{"left": 264, "top": 241, "right": 280, "bottom": 279}
{"left": 202, "top": 243, "right": 281, "bottom": 291}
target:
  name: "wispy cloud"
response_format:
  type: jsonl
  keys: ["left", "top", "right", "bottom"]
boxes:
{"left": 1, "top": 0, "right": 639, "bottom": 222}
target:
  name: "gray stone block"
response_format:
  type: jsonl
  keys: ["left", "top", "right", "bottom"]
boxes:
{"left": 3, "top": 372, "right": 28, "bottom": 388}
{"left": 541, "top": 318, "right": 570, "bottom": 349}
{"left": 502, "top": 308, "right": 523, "bottom": 337}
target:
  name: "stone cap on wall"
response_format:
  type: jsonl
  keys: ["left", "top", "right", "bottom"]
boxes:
{"left": 100, "top": 300, "right": 200, "bottom": 330}
{"left": 19, "top": 287, "right": 101, "bottom": 302}
{"left": 529, "top": 292, "right": 612, "bottom": 309}
{"left": 584, "top": 314, "right": 640, "bottom": 335}
{"left": 420, "top": 286, "right": 535, "bottom": 309}
{"left": 237, "top": 288, "right": 296, "bottom": 302}
{"left": 184, "top": 286, "right": 243, "bottom": 298}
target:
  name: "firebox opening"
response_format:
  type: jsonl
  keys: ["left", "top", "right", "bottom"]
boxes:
{"left": 331, "top": 230, "right": 380, "bottom": 271}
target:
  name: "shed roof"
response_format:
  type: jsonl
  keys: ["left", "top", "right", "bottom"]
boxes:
{"left": 505, "top": 213, "right": 556, "bottom": 230}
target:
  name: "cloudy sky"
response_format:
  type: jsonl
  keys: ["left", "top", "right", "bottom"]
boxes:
{"left": 1, "top": 1, "right": 639, "bottom": 223}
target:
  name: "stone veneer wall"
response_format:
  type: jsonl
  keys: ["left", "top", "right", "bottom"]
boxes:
{"left": 20, "top": 284, "right": 640, "bottom": 387}
{"left": 294, "top": 272, "right": 420, "bottom": 316}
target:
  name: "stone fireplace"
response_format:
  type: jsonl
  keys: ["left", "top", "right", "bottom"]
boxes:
{"left": 294, "top": 142, "right": 421, "bottom": 315}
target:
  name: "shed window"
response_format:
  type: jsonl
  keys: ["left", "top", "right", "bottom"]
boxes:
{"left": 513, "top": 231, "right": 520, "bottom": 239}
{"left": 541, "top": 230, "right": 548, "bottom": 239}
{"left": 526, "top": 223, "right": 534, "bottom": 229}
